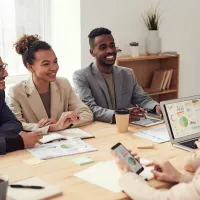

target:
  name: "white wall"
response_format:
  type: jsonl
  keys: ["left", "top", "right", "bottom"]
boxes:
{"left": 50, "top": 0, "right": 80, "bottom": 84}
{"left": 81, "top": 0, "right": 200, "bottom": 98}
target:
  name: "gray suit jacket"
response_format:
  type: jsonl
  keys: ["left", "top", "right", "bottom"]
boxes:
{"left": 73, "top": 63, "right": 158, "bottom": 123}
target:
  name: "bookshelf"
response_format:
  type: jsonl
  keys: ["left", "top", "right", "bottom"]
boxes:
{"left": 115, "top": 54, "right": 179, "bottom": 102}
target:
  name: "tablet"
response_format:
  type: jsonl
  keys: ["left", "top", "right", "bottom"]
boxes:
{"left": 131, "top": 116, "right": 164, "bottom": 127}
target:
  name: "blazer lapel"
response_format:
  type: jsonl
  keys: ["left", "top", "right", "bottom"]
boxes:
{"left": 113, "top": 66, "right": 122, "bottom": 108}
{"left": 25, "top": 77, "right": 48, "bottom": 120}
{"left": 50, "top": 81, "right": 60, "bottom": 120}
{"left": 91, "top": 63, "right": 112, "bottom": 109}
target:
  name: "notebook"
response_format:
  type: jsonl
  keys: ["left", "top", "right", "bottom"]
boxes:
{"left": 8, "top": 177, "right": 62, "bottom": 200}
{"left": 39, "top": 128, "right": 94, "bottom": 144}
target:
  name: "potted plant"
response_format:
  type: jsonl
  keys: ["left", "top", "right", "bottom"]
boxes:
{"left": 129, "top": 42, "right": 139, "bottom": 57}
{"left": 142, "top": 5, "right": 162, "bottom": 55}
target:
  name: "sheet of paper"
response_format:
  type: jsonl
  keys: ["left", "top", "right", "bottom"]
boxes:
{"left": 39, "top": 132, "right": 66, "bottom": 144}
{"left": 74, "top": 160, "right": 154, "bottom": 193}
{"left": 23, "top": 158, "right": 46, "bottom": 165}
{"left": 58, "top": 128, "right": 94, "bottom": 140}
{"left": 28, "top": 139, "right": 97, "bottom": 160}
{"left": 75, "top": 160, "right": 122, "bottom": 193}
{"left": 134, "top": 126, "right": 170, "bottom": 143}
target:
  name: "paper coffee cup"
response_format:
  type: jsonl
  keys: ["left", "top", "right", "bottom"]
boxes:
{"left": 115, "top": 109, "right": 130, "bottom": 133}
{"left": 0, "top": 174, "right": 9, "bottom": 200}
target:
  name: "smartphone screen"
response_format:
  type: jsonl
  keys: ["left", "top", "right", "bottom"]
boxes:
{"left": 111, "top": 143, "right": 144, "bottom": 174}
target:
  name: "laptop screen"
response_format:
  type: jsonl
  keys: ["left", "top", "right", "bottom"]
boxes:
{"left": 164, "top": 98, "right": 200, "bottom": 139}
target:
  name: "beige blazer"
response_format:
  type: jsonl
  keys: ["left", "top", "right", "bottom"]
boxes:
{"left": 6, "top": 76, "right": 93, "bottom": 134}
{"left": 120, "top": 151, "right": 200, "bottom": 200}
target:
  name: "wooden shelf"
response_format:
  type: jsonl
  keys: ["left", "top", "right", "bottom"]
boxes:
{"left": 147, "top": 89, "right": 178, "bottom": 96}
{"left": 116, "top": 55, "right": 179, "bottom": 102}
{"left": 116, "top": 54, "right": 178, "bottom": 62}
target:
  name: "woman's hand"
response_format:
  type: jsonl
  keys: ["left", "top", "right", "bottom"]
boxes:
{"left": 111, "top": 150, "right": 140, "bottom": 174}
{"left": 49, "top": 111, "right": 79, "bottom": 131}
{"left": 152, "top": 161, "right": 183, "bottom": 183}
{"left": 38, "top": 118, "right": 56, "bottom": 128}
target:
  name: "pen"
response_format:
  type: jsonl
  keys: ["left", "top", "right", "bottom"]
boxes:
{"left": 135, "top": 104, "right": 147, "bottom": 119}
{"left": 10, "top": 184, "right": 44, "bottom": 189}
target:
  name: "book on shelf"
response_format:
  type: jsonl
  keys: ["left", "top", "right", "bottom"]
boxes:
{"left": 162, "top": 70, "right": 172, "bottom": 90}
{"left": 144, "top": 69, "right": 174, "bottom": 94}
{"left": 166, "top": 69, "right": 173, "bottom": 89}
{"left": 160, "top": 51, "right": 177, "bottom": 56}
{"left": 150, "top": 69, "right": 167, "bottom": 91}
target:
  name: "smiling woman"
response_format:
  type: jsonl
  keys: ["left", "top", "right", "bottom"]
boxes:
{"left": 6, "top": 34, "right": 93, "bottom": 134}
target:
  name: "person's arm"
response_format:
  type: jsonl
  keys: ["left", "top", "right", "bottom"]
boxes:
{"left": 0, "top": 135, "right": 24, "bottom": 155}
{"left": 130, "top": 71, "right": 159, "bottom": 110}
{"left": 66, "top": 79, "right": 93, "bottom": 127}
{"left": 73, "top": 71, "right": 115, "bottom": 123}
{"left": 6, "top": 90, "right": 49, "bottom": 134}
{"left": 0, "top": 100, "right": 22, "bottom": 137}
{"left": 120, "top": 172, "right": 200, "bottom": 200}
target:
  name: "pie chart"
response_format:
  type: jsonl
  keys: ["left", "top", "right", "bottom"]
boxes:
{"left": 128, "top": 157, "right": 136, "bottom": 165}
{"left": 179, "top": 116, "right": 188, "bottom": 127}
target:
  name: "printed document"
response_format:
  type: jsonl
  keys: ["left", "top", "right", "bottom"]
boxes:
{"left": 134, "top": 126, "right": 170, "bottom": 143}
{"left": 28, "top": 139, "right": 97, "bottom": 160}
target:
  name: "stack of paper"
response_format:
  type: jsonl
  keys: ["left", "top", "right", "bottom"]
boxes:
{"left": 74, "top": 160, "right": 154, "bottom": 193}
{"left": 134, "top": 126, "right": 170, "bottom": 143}
{"left": 28, "top": 139, "right": 97, "bottom": 160}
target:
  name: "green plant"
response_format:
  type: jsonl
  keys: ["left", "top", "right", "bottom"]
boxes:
{"left": 142, "top": 5, "right": 161, "bottom": 30}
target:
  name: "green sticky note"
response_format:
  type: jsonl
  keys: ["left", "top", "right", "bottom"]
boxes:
{"left": 72, "top": 156, "right": 94, "bottom": 166}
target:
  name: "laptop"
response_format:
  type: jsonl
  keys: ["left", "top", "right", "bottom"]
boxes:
{"left": 160, "top": 95, "right": 200, "bottom": 151}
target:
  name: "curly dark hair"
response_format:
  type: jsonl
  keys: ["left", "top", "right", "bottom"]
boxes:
{"left": 14, "top": 34, "right": 51, "bottom": 68}
{"left": 88, "top": 27, "right": 112, "bottom": 48}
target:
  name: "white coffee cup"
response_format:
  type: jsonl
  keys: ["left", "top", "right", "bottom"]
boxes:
{"left": 115, "top": 109, "right": 130, "bottom": 133}
{"left": 0, "top": 174, "right": 9, "bottom": 200}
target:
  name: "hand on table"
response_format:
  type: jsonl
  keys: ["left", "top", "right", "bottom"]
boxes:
{"left": 129, "top": 107, "right": 146, "bottom": 122}
{"left": 49, "top": 111, "right": 79, "bottom": 131}
{"left": 155, "top": 105, "right": 162, "bottom": 118}
{"left": 152, "top": 161, "right": 183, "bottom": 183}
{"left": 38, "top": 118, "right": 56, "bottom": 128}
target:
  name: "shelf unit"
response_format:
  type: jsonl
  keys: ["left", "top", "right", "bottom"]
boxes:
{"left": 115, "top": 54, "right": 179, "bottom": 102}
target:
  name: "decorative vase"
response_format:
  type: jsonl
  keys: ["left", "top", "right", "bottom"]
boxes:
{"left": 130, "top": 46, "right": 139, "bottom": 57}
{"left": 146, "top": 30, "right": 161, "bottom": 55}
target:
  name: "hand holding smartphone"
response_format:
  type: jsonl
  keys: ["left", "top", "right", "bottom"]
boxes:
{"left": 111, "top": 143, "right": 144, "bottom": 174}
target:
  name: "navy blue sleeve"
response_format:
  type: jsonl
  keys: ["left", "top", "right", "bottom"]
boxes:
{"left": 0, "top": 91, "right": 23, "bottom": 137}
{"left": 0, "top": 137, "right": 6, "bottom": 154}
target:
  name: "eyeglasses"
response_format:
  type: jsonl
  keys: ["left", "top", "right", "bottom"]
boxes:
{"left": 0, "top": 63, "right": 8, "bottom": 73}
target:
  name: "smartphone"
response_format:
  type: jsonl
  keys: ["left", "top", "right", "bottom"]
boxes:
{"left": 111, "top": 143, "right": 144, "bottom": 174}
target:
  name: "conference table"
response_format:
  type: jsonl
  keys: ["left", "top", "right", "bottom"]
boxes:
{"left": 1, "top": 122, "right": 190, "bottom": 200}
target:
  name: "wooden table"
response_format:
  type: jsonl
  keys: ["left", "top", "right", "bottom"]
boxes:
{"left": 1, "top": 122, "right": 190, "bottom": 200}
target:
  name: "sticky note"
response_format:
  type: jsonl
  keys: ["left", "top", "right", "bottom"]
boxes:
{"left": 72, "top": 156, "right": 94, "bottom": 166}
{"left": 23, "top": 158, "right": 46, "bottom": 165}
